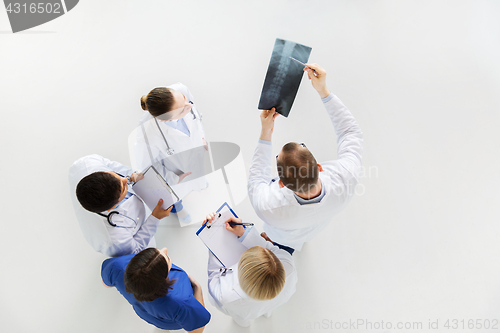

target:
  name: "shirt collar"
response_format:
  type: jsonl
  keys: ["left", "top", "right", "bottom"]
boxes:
{"left": 170, "top": 263, "right": 183, "bottom": 272}
{"left": 293, "top": 180, "right": 326, "bottom": 204}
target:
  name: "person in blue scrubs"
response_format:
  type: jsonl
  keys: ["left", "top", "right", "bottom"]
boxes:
{"left": 101, "top": 247, "right": 210, "bottom": 332}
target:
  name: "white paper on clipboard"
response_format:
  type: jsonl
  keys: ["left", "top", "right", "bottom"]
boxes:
{"left": 132, "top": 166, "right": 179, "bottom": 211}
{"left": 196, "top": 203, "right": 247, "bottom": 267}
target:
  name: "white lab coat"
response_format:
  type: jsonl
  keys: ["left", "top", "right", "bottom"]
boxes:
{"left": 248, "top": 93, "right": 363, "bottom": 251}
{"left": 68, "top": 154, "right": 159, "bottom": 257}
{"left": 131, "top": 83, "right": 207, "bottom": 199}
{"left": 207, "top": 227, "right": 297, "bottom": 327}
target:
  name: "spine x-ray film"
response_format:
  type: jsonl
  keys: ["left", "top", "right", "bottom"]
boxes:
{"left": 258, "top": 38, "right": 312, "bottom": 117}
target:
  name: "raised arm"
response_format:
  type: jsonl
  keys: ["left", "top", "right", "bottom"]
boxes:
{"left": 247, "top": 109, "right": 279, "bottom": 208}
{"left": 305, "top": 63, "right": 363, "bottom": 184}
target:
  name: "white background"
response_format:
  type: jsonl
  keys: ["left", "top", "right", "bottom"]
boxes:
{"left": 1, "top": 1, "right": 500, "bottom": 332}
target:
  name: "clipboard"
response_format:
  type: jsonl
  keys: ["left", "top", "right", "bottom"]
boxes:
{"left": 131, "top": 165, "right": 180, "bottom": 211}
{"left": 196, "top": 202, "right": 248, "bottom": 267}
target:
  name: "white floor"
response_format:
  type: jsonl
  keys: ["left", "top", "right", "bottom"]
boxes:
{"left": 1, "top": 1, "right": 500, "bottom": 332}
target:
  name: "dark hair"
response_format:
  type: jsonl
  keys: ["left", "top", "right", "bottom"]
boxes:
{"left": 124, "top": 248, "right": 176, "bottom": 302}
{"left": 140, "top": 87, "right": 175, "bottom": 117}
{"left": 76, "top": 172, "right": 121, "bottom": 213}
{"left": 276, "top": 142, "right": 319, "bottom": 194}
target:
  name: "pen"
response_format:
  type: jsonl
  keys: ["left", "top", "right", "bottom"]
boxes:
{"left": 289, "top": 56, "right": 317, "bottom": 75}
{"left": 228, "top": 222, "right": 254, "bottom": 226}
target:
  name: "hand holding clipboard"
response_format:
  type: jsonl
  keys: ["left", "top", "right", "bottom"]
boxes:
{"left": 205, "top": 212, "right": 254, "bottom": 234}
{"left": 197, "top": 203, "right": 252, "bottom": 267}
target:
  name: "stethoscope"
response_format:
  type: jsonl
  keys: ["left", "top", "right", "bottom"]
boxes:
{"left": 154, "top": 101, "right": 202, "bottom": 156}
{"left": 96, "top": 172, "right": 138, "bottom": 228}
{"left": 97, "top": 211, "right": 138, "bottom": 228}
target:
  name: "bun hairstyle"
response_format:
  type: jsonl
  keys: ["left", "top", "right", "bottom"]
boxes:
{"left": 140, "top": 95, "right": 148, "bottom": 111}
{"left": 140, "top": 87, "right": 175, "bottom": 117}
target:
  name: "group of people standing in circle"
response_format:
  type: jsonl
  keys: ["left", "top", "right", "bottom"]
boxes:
{"left": 69, "top": 63, "right": 363, "bottom": 332}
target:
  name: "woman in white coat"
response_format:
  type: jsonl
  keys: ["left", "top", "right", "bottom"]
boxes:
{"left": 133, "top": 83, "right": 208, "bottom": 223}
{"left": 205, "top": 213, "right": 298, "bottom": 327}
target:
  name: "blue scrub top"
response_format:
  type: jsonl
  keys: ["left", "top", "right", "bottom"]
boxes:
{"left": 101, "top": 254, "right": 211, "bottom": 331}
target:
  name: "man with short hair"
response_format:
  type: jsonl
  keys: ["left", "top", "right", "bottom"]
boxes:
{"left": 69, "top": 154, "right": 172, "bottom": 257}
{"left": 248, "top": 63, "right": 363, "bottom": 251}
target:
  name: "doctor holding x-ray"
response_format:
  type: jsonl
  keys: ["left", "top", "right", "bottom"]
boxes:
{"left": 248, "top": 63, "right": 364, "bottom": 251}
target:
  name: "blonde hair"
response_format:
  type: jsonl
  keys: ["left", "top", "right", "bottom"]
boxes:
{"left": 238, "top": 246, "right": 286, "bottom": 300}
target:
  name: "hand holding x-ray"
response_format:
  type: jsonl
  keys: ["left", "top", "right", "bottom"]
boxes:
{"left": 303, "top": 63, "right": 331, "bottom": 99}
{"left": 259, "top": 108, "right": 279, "bottom": 141}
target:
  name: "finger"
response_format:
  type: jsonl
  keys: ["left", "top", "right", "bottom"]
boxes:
{"left": 305, "top": 63, "right": 325, "bottom": 75}
{"left": 304, "top": 63, "right": 317, "bottom": 70}
{"left": 225, "top": 217, "right": 241, "bottom": 224}
{"left": 156, "top": 199, "right": 164, "bottom": 207}
{"left": 273, "top": 112, "right": 279, "bottom": 120}
{"left": 305, "top": 67, "right": 317, "bottom": 79}
{"left": 166, "top": 205, "right": 173, "bottom": 212}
